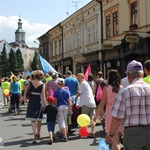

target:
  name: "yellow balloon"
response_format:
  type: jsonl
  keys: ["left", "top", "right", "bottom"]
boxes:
{"left": 4, "top": 89, "right": 9, "bottom": 96}
{"left": 77, "top": 114, "right": 90, "bottom": 127}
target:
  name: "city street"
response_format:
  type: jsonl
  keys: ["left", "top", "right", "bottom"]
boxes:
{"left": 0, "top": 89, "right": 105, "bottom": 150}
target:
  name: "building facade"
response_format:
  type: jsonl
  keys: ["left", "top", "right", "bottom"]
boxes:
{"left": 102, "top": 0, "right": 150, "bottom": 77}
{"left": 38, "top": 1, "right": 102, "bottom": 76}
{"left": 38, "top": 0, "right": 150, "bottom": 78}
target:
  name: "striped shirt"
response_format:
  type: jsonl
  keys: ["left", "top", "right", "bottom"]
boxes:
{"left": 111, "top": 78, "right": 150, "bottom": 127}
{"left": 45, "top": 79, "right": 58, "bottom": 96}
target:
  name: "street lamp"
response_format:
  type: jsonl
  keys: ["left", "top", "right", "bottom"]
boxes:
{"left": 33, "top": 40, "right": 40, "bottom": 45}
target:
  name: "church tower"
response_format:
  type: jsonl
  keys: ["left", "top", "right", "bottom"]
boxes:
{"left": 14, "top": 16, "right": 27, "bottom": 47}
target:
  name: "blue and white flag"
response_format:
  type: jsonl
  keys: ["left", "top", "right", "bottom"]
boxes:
{"left": 24, "top": 70, "right": 31, "bottom": 76}
{"left": 39, "top": 54, "right": 58, "bottom": 74}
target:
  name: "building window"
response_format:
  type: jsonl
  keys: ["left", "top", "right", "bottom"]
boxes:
{"left": 55, "top": 41, "right": 58, "bottom": 55}
{"left": 93, "top": 25, "right": 97, "bottom": 42}
{"left": 65, "top": 38, "right": 68, "bottom": 52}
{"left": 113, "top": 11, "right": 118, "bottom": 36}
{"left": 106, "top": 15, "right": 111, "bottom": 38}
{"left": 88, "top": 27, "right": 91, "bottom": 44}
{"left": 76, "top": 32, "right": 80, "bottom": 48}
{"left": 68, "top": 37, "right": 72, "bottom": 51}
{"left": 130, "top": 2, "right": 137, "bottom": 25}
{"left": 16, "top": 35, "right": 18, "bottom": 42}
{"left": 59, "top": 39, "right": 62, "bottom": 54}
{"left": 51, "top": 43, "right": 54, "bottom": 57}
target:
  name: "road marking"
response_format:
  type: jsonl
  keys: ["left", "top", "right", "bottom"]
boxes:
{"left": 0, "top": 137, "right": 4, "bottom": 148}
{"left": 0, "top": 102, "right": 4, "bottom": 109}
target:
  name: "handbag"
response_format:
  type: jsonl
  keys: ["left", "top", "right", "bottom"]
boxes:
{"left": 95, "top": 83, "right": 103, "bottom": 102}
{"left": 26, "top": 82, "right": 31, "bottom": 98}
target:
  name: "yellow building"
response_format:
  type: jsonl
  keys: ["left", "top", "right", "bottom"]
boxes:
{"left": 102, "top": 0, "right": 150, "bottom": 77}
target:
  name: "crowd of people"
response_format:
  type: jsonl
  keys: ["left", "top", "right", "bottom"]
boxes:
{"left": 1, "top": 59, "right": 150, "bottom": 149}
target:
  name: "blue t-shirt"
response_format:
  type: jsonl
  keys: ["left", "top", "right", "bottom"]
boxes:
{"left": 11, "top": 82, "right": 20, "bottom": 94}
{"left": 65, "top": 77, "right": 78, "bottom": 96}
{"left": 54, "top": 88, "right": 71, "bottom": 107}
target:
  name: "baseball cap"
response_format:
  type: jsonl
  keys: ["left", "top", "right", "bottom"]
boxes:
{"left": 47, "top": 96, "right": 55, "bottom": 103}
{"left": 57, "top": 78, "right": 65, "bottom": 85}
{"left": 126, "top": 60, "right": 143, "bottom": 73}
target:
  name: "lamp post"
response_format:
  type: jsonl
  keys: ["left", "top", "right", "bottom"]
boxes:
{"left": 33, "top": 40, "right": 40, "bottom": 45}
{"left": 33, "top": 40, "right": 40, "bottom": 53}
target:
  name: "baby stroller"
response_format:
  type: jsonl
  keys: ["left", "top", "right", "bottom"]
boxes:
{"left": 68, "top": 96, "right": 81, "bottom": 132}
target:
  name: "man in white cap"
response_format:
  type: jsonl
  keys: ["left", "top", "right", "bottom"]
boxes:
{"left": 106, "top": 60, "right": 150, "bottom": 150}
{"left": 53, "top": 78, "right": 72, "bottom": 142}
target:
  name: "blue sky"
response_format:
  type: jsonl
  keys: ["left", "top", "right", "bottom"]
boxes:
{"left": 0, "top": 0, "right": 91, "bottom": 47}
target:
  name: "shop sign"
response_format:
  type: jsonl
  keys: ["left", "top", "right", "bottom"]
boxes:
{"left": 125, "top": 35, "right": 139, "bottom": 43}
{"left": 102, "top": 43, "right": 113, "bottom": 49}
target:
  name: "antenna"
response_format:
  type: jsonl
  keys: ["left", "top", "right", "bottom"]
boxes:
{"left": 66, "top": 5, "right": 69, "bottom": 17}
{"left": 66, "top": 0, "right": 84, "bottom": 17}
{"left": 72, "top": 0, "right": 83, "bottom": 11}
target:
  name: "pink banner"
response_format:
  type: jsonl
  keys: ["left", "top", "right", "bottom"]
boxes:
{"left": 84, "top": 64, "right": 91, "bottom": 81}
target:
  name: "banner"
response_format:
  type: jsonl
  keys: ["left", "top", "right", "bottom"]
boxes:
{"left": 84, "top": 64, "right": 91, "bottom": 81}
{"left": 24, "top": 70, "right": 31, "bottom": 76}
{"left": 38, "top": 54, "right": 58, "bottom": 74}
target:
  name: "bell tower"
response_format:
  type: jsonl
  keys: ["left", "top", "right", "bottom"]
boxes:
{"left": 15, "top": 16, "right": 27, "bottom": 47}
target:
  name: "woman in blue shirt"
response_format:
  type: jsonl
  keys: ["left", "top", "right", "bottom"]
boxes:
{"left": 10, "top": 76, "right": 21, "bottom": 115}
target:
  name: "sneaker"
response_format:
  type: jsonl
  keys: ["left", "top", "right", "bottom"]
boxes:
{"left": 56, "top": 131, "right": 63, "bottom": 137}
{"left": 61, "top": 137, "right": 68, "bottom": 142}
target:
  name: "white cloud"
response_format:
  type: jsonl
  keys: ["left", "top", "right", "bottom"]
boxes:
{"left": 0, "top": 16, "right": 52, "bottom": 47}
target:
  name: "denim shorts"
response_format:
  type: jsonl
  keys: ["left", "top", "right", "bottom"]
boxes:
{"left": 47, "top": 122, "right": 55, "bottom": 132}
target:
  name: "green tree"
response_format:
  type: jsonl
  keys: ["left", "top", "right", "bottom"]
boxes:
{"left": 16, "top": 48, "right": 24, "bottom": 72}
{"left": 1, "top": 43, "right": 10, "bottom": 77}
{"left": 8, "top": 49, "right": 18, "bottom": 75}
{"left": 31, "top": 52, "right": 40, "bottom": 70}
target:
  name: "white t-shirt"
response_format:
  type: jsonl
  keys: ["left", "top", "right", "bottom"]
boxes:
{"left": 78, "top": 80, "right": 96, "bottom": 108}
{"left": 121, "top": 76, "right": 129, "bottom": 87}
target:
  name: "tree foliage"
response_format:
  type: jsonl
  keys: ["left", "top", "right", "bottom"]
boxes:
{"left": 16, "top": 48, "right": 24, "bottom": 72}
{"left": 8, "top": 49, "right": 18, "bottom": 75}
{"left": 31, "top": 52, "right": 40, "bottom": 71}
{"left": 1, "top": 43, "right": 10, "bottom": 77}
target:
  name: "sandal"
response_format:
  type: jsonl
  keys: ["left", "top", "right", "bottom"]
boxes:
{"left": 48, "top": 140, "right": 52, "bottom": 145}
{"left": 35, "top": 133, "right": 40, "bottom": 139}
{"left": 32, "top": 136, "right": 37, "bottom": 143}
{"left": 87, "top": 133, "right": 95, "bottom": 138}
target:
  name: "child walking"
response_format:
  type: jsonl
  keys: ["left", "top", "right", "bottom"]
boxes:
{"left": 44, "top": 96, "right": 58, "bottom": 145}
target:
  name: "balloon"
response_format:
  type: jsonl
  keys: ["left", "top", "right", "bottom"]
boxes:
{"left": 77, "top": 114, "right": 90, "bottom": 127}
{"left": 79, "top": 127, "right": 89, "bottom": 137}
{"left": 4, "top": 89, "right": 10, "bottom": 97}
